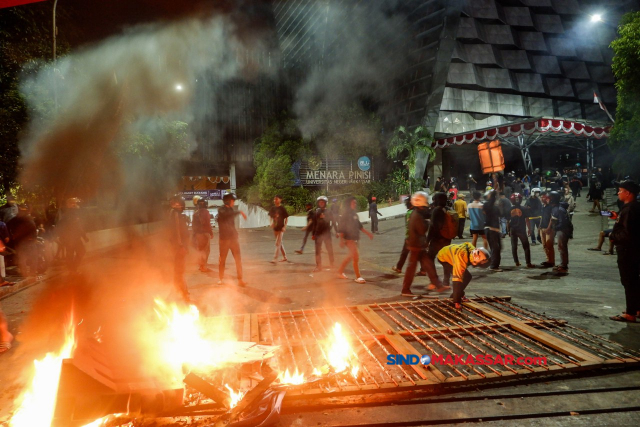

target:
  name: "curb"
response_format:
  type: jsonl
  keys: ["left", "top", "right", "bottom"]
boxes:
{"left": 0, "top": 276, "right": 39, "bottom": 300}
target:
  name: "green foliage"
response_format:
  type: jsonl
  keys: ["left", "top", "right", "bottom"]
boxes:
{"left": 355, "top": 195, "right": 368, "bottom": 212}
{"left": 610, "top": 11, "right": 640, "bottom": 176}
{"left": 387, "top": 126, "right": 436, "bottom": 179}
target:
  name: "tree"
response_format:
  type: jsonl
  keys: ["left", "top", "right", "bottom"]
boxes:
{"left": 610, "top": 11, "right": 640, "bottom": 176}
{"left": 387, "top": 125, "right": 435, "bottom": 193}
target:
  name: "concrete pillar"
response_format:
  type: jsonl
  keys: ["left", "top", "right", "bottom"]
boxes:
{"left": 230, "top": 163, "right": 237, "bottom": 193}
{"left": 428, "top": 149, "right": 443, "bottom": 192}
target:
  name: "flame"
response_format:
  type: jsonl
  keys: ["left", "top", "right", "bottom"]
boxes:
{"left": 10, "top": 314, "right": 77, "bottom": 427}
{"left": 80, "top": 414, "right": 126, "bottom": 427}
{"left": 278, "top": 368, "right": 305, "bottom": 385}
{"left": 325, "top": 323, "right": 358, "bottom": 377}
{"left": 150, "top": 299, "right": 238, "bottom": 378}
{"left": 225, "top": 384, "right": 244, "bottom": 409}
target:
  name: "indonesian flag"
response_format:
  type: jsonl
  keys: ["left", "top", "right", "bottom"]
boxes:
{"left": 0, "top": 0, "right": 46, "bottom": 8}
{"left": 593, "top": 91, "right": 615, "bottom": 123}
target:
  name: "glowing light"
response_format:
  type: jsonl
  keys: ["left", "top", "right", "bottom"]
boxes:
{"left": 225, "top": 384, "right": 245, "bottom": 408}
{"left": 80, "top": 414, "right": 126, "bottom": 427}
{"left": 10, "top": 314, "right": 77, "bottom": 427}
{"left": 175, "top": 84, "right": 183, "bottom": 91}
{"left": 591, "top": 14, "right": 602, "bottom": 22}
{"left": 278, "top": 369, "right": 305, "bottom": 385}
{"left": 325, "top": 323, "right": 359, "bottom": 378}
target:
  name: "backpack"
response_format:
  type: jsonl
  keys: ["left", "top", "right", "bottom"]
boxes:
{"left": 440, "top": 207, "right": 459, "bottom": 240}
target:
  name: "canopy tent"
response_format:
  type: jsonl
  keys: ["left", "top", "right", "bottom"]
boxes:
{"left": 432, "top": 117, "right": 612, "bottom": 180}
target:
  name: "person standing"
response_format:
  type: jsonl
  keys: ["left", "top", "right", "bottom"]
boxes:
{"left": 424, "top": 192, "right": 453, "bottom": 290}
{"left": 453, "top": 193, "right": 467, "bottom": 239}
{"left": 497, "top": 192, "right": 512, "bottom": 238}
{"left": 392, "top": 197, "right": 415, "bottom": 273}
{"left": 168, "top": 195, "right": 190, "bottom": 300}
{"left": 588, "top": 176, "right": 603, "bottom": 212}
{"left": 7, "top": 204, "right": 37, "bottom": 277}
{"left": 539, "top": 192, "right": 555, "bottom": 268}
{"left": 483, "top": 190, "right": 503, "bottom": 272}
{"left": 217, "top": 193, "right": 247, "bottom": 286}
{"left": 312, "top": 196, "right": 334, "bottom": 272}
{"left": 0, "top": 220, "right": 13, "bottom": 287}
{"left": 295, "top": 203, "right": 314, "bottom": 255}
{"left": 547, "top": 191, "right": 570, "bottom": 273}
{"left": 570, "top": 175, "right": 582, "bottom": 199}
{"left": 337, "top": 197, "right": 373, "bottom": 283}
{"left": 525, "top": 188, "right": 543, "bottom": 245}
{"left": 368, "top": 197, "right": 382, "bottom": 234}
{"left": 192, "top": 195, "right": 213, "bottom": 272}
{"left": 563, "top": 187, "right": 576, "bottom": 219}
{"left": 508, "top": 193, "right": 534, "bottom": 268}
{"left": 437, "top": 243, "right": 490, "bottom": 309}
{"left": 269, "top": 195, "right": 289, "bottom": 263}
{"left": 57, "top": 198, "right": 88, "bottom": 273}
{"left": 609, "top": 180, "right": 640, "bottom": 322}
{"left": 468, "top": 191, "right": 489, "bottom": 249}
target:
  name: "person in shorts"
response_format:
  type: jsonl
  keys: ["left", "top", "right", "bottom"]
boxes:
{"left": 467, "top": 191, "right": 488, "bottom": 248}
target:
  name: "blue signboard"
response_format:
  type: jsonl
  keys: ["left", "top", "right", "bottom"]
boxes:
{"left": 358, "top": 156, "right": 371, "bottom": 171}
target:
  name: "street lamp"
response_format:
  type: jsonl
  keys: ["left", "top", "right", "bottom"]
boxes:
{"left": 175, "top": 84, "right": 184, "bottom": 92}
{"left": 590, "top": 14, "right": 603, "bottom": 23}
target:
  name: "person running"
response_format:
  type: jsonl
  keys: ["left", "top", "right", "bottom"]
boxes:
{"left": 525, "top": 188, "right": 543, "bottom": 245}
{"left": 468, "top": 191, "right": 489, "bottom": 249}
{"left": 312, "top": 196, "right": 335, "bottom": 272}
{"left": 539, "top": 192, "right": 555, "bottom": 268}
{"left": 437, "top": 243, "right": 490, "bottom": 309}
{"left": 217, "top": 193, "right": 247, "bottom": 286}
{"left": 483, "top": 190, "right": 503, "bottom": 272}
{"left": 609, "top": 180, "right": 640, "bottom": 322}
{"left": 369, "top": 197, "right": 382, "bottom": 233}
{"left": 392, "top": 197, "right": 416, "bottom": 273}
{"left": 508, "top": 193, "right": 534, "bottom": 268}
{"left": 192, "top": 195, "right": 213, "bottom": 272}
{"left": 453, "top": 193, "right": 467, "bottom": 239}
{"left": 295, "top": 203, "right": 314, "bottom": 254}
{"left": 337, "top": 197, "right": 373, "bottom": 283}
{"left": 588, "top": 228, "right": 615, "bottom": 255}
{"left": 401, "top": 192, "right": 445, "bottom": 296}
{"left": 547, "top": 191, "right": 571, "bottom": 274}
{"left": 269, "top": 195, "right": 289, "bottom": 263}
{"left": 424, "top": 192, "right": 453, "bottom": 290}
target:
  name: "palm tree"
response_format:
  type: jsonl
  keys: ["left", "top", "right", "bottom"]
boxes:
{"left": 387, "top": 126, "right": 436, "bottom": 194}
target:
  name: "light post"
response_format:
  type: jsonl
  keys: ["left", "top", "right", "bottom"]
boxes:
{"left": 53, "top": 0, "right": 58, "bottom": 109}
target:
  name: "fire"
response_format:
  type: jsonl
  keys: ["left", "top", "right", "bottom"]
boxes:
{"left": 225, "top": 384, "right": 245, "bottom": 408}
{"left": 80, "top": 414, "right": 126, "bottom": 427}
{"left": 10, "top": 314, "right": 77, "bottom": 427}
{"left": 325, "top": 323, "right": 358, "bottom": 377}
{"left": 278, "top": 368, "right": 305, "bottom": 385}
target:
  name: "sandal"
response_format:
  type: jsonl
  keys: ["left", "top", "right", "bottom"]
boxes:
{"left": 337, "top": 273, "right": 348, "bottom": 280}
{"left": 354, "top": 277, "right": 366, "bottom": 284}
{"left": 610, "top": 314, "right": 636, "bottom": 323}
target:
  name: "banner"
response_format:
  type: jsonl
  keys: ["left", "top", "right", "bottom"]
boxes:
{"left": 179, "top": 190, "right": 225, "bottom": 200}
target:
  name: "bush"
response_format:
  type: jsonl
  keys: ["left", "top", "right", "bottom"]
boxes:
{"left": 355, "top": 195, "right": 368, "bottom": 212}
{"left": 284, "top": 205, "right": 297, "bottom": 217}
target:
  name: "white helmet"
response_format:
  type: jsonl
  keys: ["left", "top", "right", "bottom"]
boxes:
{"left": 470, "top": 247, "right": 491, "bottom": 266}
{"left": 411, "top": 191, "right": 429, "bottom": 207}
{"left": 317, "top": 195, "right": 328, "bottom": 204}
{"left": 193, "top": 195, "right": 203, "bottom": 205}
{"left": 532, "top": 187, "right": 541, "bottom": 194}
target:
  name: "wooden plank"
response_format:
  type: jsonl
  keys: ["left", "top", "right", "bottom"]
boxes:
{"left": 356, "top": 306, "right": 445, "bottom": 383}
{"left": 250, "top": 313, "right": 260, "bottom": 343}
{"left": 463, "top": 301, "right": 603, "bottom": 363}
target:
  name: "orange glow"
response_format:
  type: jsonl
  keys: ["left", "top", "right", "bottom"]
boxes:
{"left": 225, "top": 384, "right": 245, "bottom": 408}
{"left": 80, "top": 414, "right": 126, "bottom": 427}
{"left": 278, "top": 368, "right": 305, "bottom": 385}
{"left": 325, "top": 323, "right": 359, "bottom": 378}
{"left": 10, "top": 314, "right": 77, "bottom": 427}
{"left": 477, "top": 140, "right": 505, "bottom": 173}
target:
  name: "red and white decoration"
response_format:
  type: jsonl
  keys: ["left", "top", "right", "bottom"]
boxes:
{"left": 433, "top": 118, "right": 611, "bottom": 149}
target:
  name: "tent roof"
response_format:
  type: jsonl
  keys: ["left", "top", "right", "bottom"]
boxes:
{"left": 433, "top": 117, "right": 612, "bottom": 149}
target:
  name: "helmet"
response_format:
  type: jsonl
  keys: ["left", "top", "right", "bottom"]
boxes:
{"left": 470, "top": 247, "right": 491, "bottom": 267}
{"left": 486, "top": 181, "right": 492, "bottom": 185}
{"left": 193, "top": 195, "right": 207, "bottom": 207}
{"left": 317, "top": 195, "right": 328, "bottom": 205}
{"left": 222, "top": 193, "right": 237, "bottom": 204}
{"left": 450, "top": 177, "right": 457, "bottom": 183}
{"left": 532, "top": 187, "right": 541, "bottom": 194}
{"left": 548, "top": 191, "right": 561, "bottom": 204}
{"left": 169, "top": 195, "right": 185, "bottom": 210}
{"left": 410, "top": 191, "right": 429, "bottom": 207}
{"left": 510, "top": 193, "right": 522, "bottom": 204}
{"left": 371, "top": 196, "right": 377, "bottom": 201}
{"left": 66, "top": 197, "right": 81, "bottom": 209}
{"left": 534, "top": 168, "right": 540, "bottom": 173}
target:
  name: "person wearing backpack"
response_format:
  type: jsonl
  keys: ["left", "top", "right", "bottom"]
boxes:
{"left": 423, "top": 192, "right": 455, "bottom": 291}
{"left": 547, "top": 191, "right": 570, "bottom": 274}
{"left": 508, "top": 193, "right": 534, "bottom": 268}
{"left": 483, "top": 190, "right": 503, "bottom": 271}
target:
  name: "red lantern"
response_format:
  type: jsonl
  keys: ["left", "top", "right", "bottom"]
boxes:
{"left": 477, "top": 140, "right": 505, "bottom": 173}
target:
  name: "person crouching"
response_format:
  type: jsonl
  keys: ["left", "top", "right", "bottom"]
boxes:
{"left": 437, "top": 243, "right": 491, "bottom": 309}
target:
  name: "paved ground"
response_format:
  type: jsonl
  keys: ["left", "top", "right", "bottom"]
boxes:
{"left": 0, "top": 197, "right": 639, "bottom": 425}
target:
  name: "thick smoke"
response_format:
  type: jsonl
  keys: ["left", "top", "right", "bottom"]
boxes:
{"left": 18, "top": 14, "right": 273, "bottom": 219}
{"left": 284, "top": 0, "right": 414, "bottom": 151}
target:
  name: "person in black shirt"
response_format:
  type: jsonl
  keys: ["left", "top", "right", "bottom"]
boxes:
{"left": 508, "top": 193, "right": 533, "bottom": 268}
{"left": 269, "top": 195, "right": 289, "bottom": 263}
{"left": 423, "top": 192, "right": 453, "bottom": 289}
{"left": 295, "top": 203, "right": 314, "bottom": 255}
{"left": 525, "top": 188, "right": 543, "bottom": 245}
{"left": 609, "top": 180, "right": 640, "bottom": 322}
{"left": 337, "top": 197, "right": 373, "bottom": 283}
{"left": 7, "top": 204, "right": 38, "bottom": 277}
{"left": 369, "top": 197, "right": 383, "bottom": 233}
{"left": 217, "top": 193, "right": 247, "bottom": 286}
{"left": 539, "top": 192, "right": 555, "bottom": 268}
{"left": 588, "top": 176, "right": 603, "bottom": 212}
{"left": 312, "top": 196, "right": 334, "bottom": 271}
{"left": 168, "top": 195, "right": 190, "bottom": 300}
{"left": 483, "top": 190, "right": 502, "bottom": 271}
